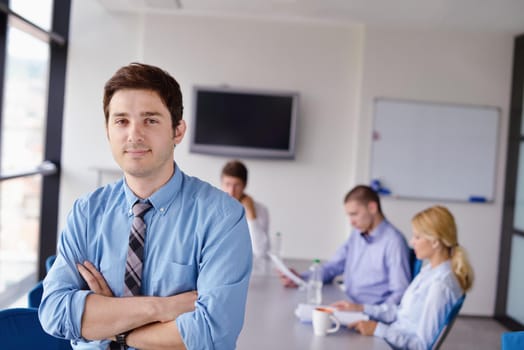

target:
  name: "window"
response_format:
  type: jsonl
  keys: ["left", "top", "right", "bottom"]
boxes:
{"left": 496, "top": 33, "right": 524, "bottom": 330}
{"left": 0, "top": 0, "right": 70, "bottom": 308}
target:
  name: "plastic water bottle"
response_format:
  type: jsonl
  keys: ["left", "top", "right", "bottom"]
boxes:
{"left": 307, "top": 259, "right": 323, "bottom": 305}
{"left": 273, "top": 232, "right": 282, "bottom": 258}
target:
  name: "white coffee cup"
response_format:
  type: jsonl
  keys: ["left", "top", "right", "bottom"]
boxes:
{"left": 312, "top": 307, "right": 340, "bottom": 336}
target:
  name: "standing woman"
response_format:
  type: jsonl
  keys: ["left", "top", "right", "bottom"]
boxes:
{"left": 333, "top": 205, "right": 474, "bottom": 350}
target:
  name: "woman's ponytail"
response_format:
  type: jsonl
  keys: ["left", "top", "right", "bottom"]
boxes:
{"left": 450, "top": 245, "right": 474, "bottom": 292}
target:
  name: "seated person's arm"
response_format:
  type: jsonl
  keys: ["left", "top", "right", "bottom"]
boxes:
{"left": 279, "top": 235, "right": 350, "bottom": 288}
{"left": 332, "top": 300, "right": 399, "bottom": 324}
{"left": 314, "top": 238, "right": 351, "bottom": 284}
{"left": 244, "top": 199, "right": 270, "bottom": 258}
{"left": 240, "top": 194, "right": 257, "bottom": 220}
{"left": 278, "top": 268, "right": 301, "bottom": 288}
{"left": 374, "top": 283, "right": 455, "bottom": 350}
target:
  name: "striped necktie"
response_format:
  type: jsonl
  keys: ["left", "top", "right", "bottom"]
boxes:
{"left": 110, "top": 201, "right": 152, "bottom": 349}
{"left": 124, "top": 201, "right": 152, "bottom": 296}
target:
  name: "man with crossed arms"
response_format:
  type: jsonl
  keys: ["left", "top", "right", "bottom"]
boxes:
{"left": 39, "top": 63, "right": 252, "bottom": 349}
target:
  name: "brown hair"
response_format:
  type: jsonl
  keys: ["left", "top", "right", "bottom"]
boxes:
{"left": 103, "top": 62, "right": 183, "bottom": 131}
{"left": 412, "top": 205, "right": 474, "bottom": 292}
{"left": 343, "top": 185, "right": 383, "bottom": 215}
{"left": 221, "top": 160, "right": 248, "bottom": 185}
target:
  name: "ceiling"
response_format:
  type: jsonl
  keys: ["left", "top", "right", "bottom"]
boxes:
{"left": 97, "top": 0, "right": 524, "bottom": 34}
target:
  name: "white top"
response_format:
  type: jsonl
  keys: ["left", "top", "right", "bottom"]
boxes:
{"left": 246, "top": 200, "right": 270, "bottom": 258}
{"left": 363, "top": 260, "right": 463, "bottom": 350}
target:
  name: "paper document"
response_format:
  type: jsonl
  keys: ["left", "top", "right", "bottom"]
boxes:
{"left": 267, "top": 252, "right": 307, "bottom": 288}
{"left": 294, "top": 303, "right": 369, "bottom": 325}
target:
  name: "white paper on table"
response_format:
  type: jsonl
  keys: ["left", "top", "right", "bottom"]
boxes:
{"left": 267, "top": 252, "right": 307, "bottom": 288}
{"left": 294, "top": 303, "right": 369, "bottom": 324}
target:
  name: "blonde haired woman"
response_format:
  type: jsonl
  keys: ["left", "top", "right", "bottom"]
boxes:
{"left": 332, "top": 205, "right": 474, "bottom": 350}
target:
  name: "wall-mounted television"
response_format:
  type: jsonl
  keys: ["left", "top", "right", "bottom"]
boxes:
{"left": 189, "top": 86, "right": 298, "bottom": 159}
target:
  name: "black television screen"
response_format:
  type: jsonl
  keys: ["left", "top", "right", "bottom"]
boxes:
{"left": 189, "top": 86, "right": 298, "bottom": 159}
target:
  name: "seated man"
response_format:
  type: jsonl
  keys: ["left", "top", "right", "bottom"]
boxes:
{"left": 280, "top": 185, "right": 411, "bottom": 305}
{"left": 221, "top": 160, "right": 270, "bottom": 260}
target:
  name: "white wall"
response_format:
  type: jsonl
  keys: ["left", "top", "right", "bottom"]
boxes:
{"left": 61, "top": 1, "right": 514, "bottom": 316}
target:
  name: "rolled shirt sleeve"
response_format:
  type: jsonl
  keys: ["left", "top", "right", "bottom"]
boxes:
{"left": 39, "top": 198, "right": 93, "bottom": 342}
{"left": 176, "top": 203, "right": 252, "bottom": 350}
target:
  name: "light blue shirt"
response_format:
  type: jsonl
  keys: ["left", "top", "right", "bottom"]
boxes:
{"left": 39, "top": 164, "right": 253, "bottom": 350}
{"left": 303, "top": 219, "right": 411, "bottom": 305}
{"left": 364, "top": 260, "right": 463, "bottom": 350}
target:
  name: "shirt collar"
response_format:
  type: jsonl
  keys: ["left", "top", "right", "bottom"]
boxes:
{"left": 123, "top": 162, "right": 183, "bottom": 216}
{"left": 360, "top": 219, "right": 388, "bottom": 243}
{"left": 428, "top": 259, "right": 452, "bottom": 273}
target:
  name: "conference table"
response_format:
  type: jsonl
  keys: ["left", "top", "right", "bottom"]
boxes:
{"left": 237, "top": 259, "right": 391, "bottom": 349}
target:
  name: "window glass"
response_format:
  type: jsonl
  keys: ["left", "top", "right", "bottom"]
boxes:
{"left": 10, "top": 0, "right": 53, "bottom": 31}
{"left": 0, "top": 6, "right": 51, "bottom": 306}
{"left": 507, "top": 234, "right": 524, "bottom": 324}
{"left": 1, "top": 26, "right": 49, "bottom": 172}
{"left": 0, "top": 177, "right": 41, "bottom": 306}
{"left": 514, "top": 142, "right": 524, "bottom": 231}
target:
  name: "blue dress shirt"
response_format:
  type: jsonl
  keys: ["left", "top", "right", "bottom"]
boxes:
{"left": 39, "top": 164, "right": 253, "bottom": 350}
{"left": 303, "top": 219, "right": 411, "bottom": 305}
{"left": 365, "top": 260, "right": 463, "bottom": 350}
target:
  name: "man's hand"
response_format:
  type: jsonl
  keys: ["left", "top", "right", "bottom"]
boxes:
{"left": 77, "top": 261, "right": 114, "bottom": 297}
{"left": 330, "top": 300, "right": 364, "bottom": 312}
{"left": 348, "top": 320, "right": 378, "bottom": 336}
{"left": 157, "top": 291, "right": 198, "bottom": 322}
{"left": 240, "top": 194, "right": 257, "bottom": 220}
{"left": 278, "top": 268, "right": 300, "bottom": 288}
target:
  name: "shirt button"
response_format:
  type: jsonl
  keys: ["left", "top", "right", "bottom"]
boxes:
{"left": 160, "top": 208, "right": 165, "bottom": 212}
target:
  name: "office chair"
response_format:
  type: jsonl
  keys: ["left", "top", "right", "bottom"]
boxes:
{"left": 430, "top": 294, "right": 466, "bottom": 350}
{"left": 46, "top": 254, "right": 57, "bottom": 272}
{"left": 0, "top": 307, "right": 71, "bottom": 349}
{"left": 409, "top": 248, "right": 423, "bottom": 279}
{"left": 501, "top": 331, "right": 524, "bottom": 350}
{"left": 27, "top": 254, "right": 57, "bottom": 308}
{"left": 28, "top": 280, "right": 44, "bottom": 308}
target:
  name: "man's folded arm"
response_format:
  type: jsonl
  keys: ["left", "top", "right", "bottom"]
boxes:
{"left": 81, "top": 294, "right": 160, "bottom": 340}
{"left": 77, "top": 260, "right": 197, "bottom": 342}
{"left": 81, "top": 292, "right": 197, "bottom": 340}
{"left": 126, "top": 319, "right": 186, "bottom": 350}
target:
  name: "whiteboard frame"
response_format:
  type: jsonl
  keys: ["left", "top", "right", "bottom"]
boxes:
{"left": 370, "top": 98, "right": 500, "bottom": 203}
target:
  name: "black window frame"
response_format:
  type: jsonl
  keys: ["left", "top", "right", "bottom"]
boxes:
{"left": 495, "top": 33, "right": 524, "bottom": 331}
{"left": 0, "top": 0, "right": 71, "bottom": 308}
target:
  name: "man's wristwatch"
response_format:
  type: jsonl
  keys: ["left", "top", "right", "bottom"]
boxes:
{"left": 115, "top": 331, "right": 131, "bottom": 349}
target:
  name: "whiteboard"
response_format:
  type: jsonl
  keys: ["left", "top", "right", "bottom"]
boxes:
{"left": 370, "top": 98, "right": 499, "bottom": 202}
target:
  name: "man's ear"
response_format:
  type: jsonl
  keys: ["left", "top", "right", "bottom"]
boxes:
{"left": 367, "top": 201, "right": 378, "bottom": 215}
{"left": 174, "top": 119, "right": 187, "bottom": 145}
